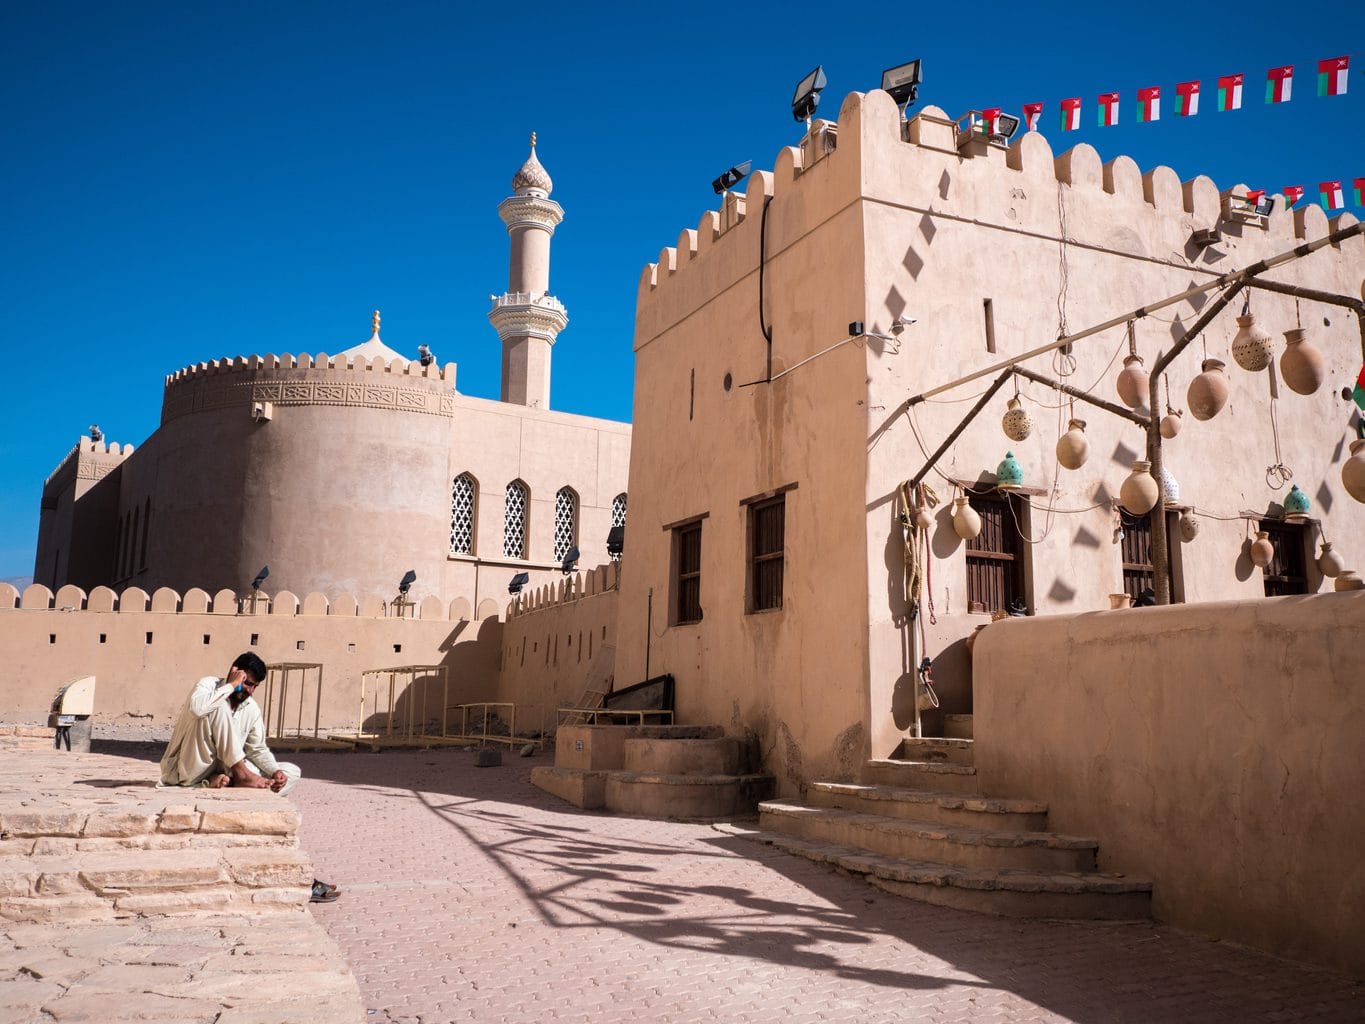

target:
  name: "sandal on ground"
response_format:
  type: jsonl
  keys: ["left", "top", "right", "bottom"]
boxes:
{"left": 310, "top": 880, "right": 340, "bottom": 903}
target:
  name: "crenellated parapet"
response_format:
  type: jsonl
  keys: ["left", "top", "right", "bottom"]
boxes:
{"left": 41, "top": 435, "right": 135, "bottom": 504}
{"left": 160, "top": 352, "right": 459, "bottom": 426}
{"left": 505, "top": 562, "right": 618, "bottom": 620}
{"left": 636, "top": 89, "right": 1363, "bottom": 338}
{"left": 0, "top": 581, "right": 499, "bottom": 622}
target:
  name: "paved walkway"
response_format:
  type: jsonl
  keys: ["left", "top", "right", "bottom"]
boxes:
{"left": 291, "top": 749, "right": 1364, "bottom": 1024}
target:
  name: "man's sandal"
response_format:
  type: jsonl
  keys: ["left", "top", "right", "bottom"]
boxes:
{"left": 310, "top": 880, "right": 340, "bottom": 903}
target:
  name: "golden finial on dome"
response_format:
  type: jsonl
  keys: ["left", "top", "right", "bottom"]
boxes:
{"left": 530, "top": 131, "right": 536, "bottom": 149}
{"left": 371, "top": 310, "right": 381, "bottom": 337}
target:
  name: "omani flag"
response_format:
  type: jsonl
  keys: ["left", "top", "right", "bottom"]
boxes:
{"left": 1319, "top": 180, "right": 1344, "bottom": 211}
{"left": 1097, "top": 92, "right": 1120, "bottom": 126}
{"left": 1217, "top": 74, "right": 1243, "bottom": 111}
{"left": 1175, "top": 80, "right": 1200, "bottom": 116}
{"left": 1353, "top": 363, "right": 1365, "bottom": 412}
{"left": 1283, "top": 185, "right": 1305, "bottom": 207}
{"left": 980, "top": 108, "right": 1002, "bottom": 135}
{"left": 1265, "top": 65, "right": 1293, "bottom": 104}
{"left": 1318, "top": 56, "right": 1350, "bottom": 96}
{"left": 1060, "top": 97, "right": 1082, "bottom": 131}
{"left": 1137, "top": 86, "right": 1160, "bottom": 122}
{"left": 1355, "top": 178, "right": 1365, "bottom": 207}
{"left": 1022, "top": 102, "right": 1043, "bottom": 131}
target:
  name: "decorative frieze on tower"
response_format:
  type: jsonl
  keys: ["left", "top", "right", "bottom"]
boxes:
{"left": 489, "top": 132, "right": 568, "bottom": 409}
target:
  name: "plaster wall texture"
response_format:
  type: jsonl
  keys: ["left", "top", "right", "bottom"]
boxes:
{"left": 971, "top": 591, "right": 1365, "bottom": 977}
{"left": 0, "top": 582, "right": 501, "bottom": 732}
{"left": 497, "top": 564, "right": 619, "bottom": 719}
{"left": 617, "top": 134, "right": 874, "bottom": 794}
{"left": 35, "top": 356, "right": 630, "bottom": 609}
{"left": 624, "top": 87, "right": 1365, "bottom": 787}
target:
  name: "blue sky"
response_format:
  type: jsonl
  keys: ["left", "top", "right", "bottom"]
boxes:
{"left": 2, "top": 1, "right": 1361, "bottom": 578}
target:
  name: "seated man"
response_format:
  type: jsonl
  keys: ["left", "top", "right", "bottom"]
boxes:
{"left": 160, "top": 652, "right": 299, "bottom": 793}
{"left": 160, "top": 652, "right": 337, "bottom": 903}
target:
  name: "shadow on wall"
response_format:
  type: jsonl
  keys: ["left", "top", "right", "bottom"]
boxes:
{"left": 358, "top": 618, "right": 503, "bottom": 736}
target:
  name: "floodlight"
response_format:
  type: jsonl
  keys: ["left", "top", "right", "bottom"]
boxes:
{"left": 251, "top": 565, "right": 270, "bottom": 591}
{"left": 993, "top": 112, "right": 1021, "bottom": 140}
{"left": 417, "top": 344, "right": 435, "bottom": 367}
{"left": 791, "top": 66, "right": 827, "bottom": 122}
{"left": 890, "top": 316, "right": 917, "bottom": 336}
{"left": 508, "top": 571, "right": 530, "bottom": 595}
{"left": 560, "top": 546, "right": 580, "bottom": 575}
{"left": 711, "top": 161, "right": 752, "bottom": 195}
{"left": 1251, "top": 195, "right": 1275, "bottom": 217}
{"left": 881, "top": 59, "right": 923, "bottom": 109}
{"left": 398, "top": 569, "right": 416, "bottom": 595}
{"left": 606, "top": 525, "right": 625, "bottom": 558}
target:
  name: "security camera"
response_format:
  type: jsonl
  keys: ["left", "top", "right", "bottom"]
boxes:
{"left": 890, "top": 316, "right": 918, "bottom": 336}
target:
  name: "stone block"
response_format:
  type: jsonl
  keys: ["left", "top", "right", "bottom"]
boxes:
{"left": 31, "top": 837, "right": 80, "bottom": 855}
{"left": 1, "top": 811, "right": 86, "bottom": 837}
{"left": 0, "top": 894, "right": 113, "bottom": 924}
{"left": 113, "top": 889, "right": 236, "bottom": 915}
{"left": 0, "top": 870, "right": 33, "bottom": 897}
{"left": 80, "top": 857, "right": 228, "bottom": 895}
{"left": 474, "top": 748, "right": 502, "bottom": 767}
{"left": 222, "top": 847, "right": 312, "bottom": 888}
{"left": 36, "top": 868, "right": 87, "bottom": 896}
{"left": 156, "top": 806, "right": 200, "bottom": 833}
{"left": 197, "top": 808, "right": 300, "bottom": 835}
{"left": 81, "top": 812, "right": 158, "bottom": 838}
{"left": 250, "top": 886, "right": 311, "bottom": 908}
{"left": 37, "top": 990, "right": 224, "bottom": 1021}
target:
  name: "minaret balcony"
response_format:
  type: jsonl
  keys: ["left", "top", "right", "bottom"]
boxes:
{"left": 488, "top": 292, "right": 569, "bottom": 344}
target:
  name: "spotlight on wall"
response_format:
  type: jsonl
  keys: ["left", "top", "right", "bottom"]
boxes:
{"left": 560, "top": 546, "right": 580, "bottom": 575}
{"left": 398, "top": 569, "right": 416, "bottom": 596}
{"left": 881, "top": 59, "right": 923, "bottom": 111}
{"left": 606, "top": 525, "right": 625, "bottom": 559}
{"left": 711, "top": 160, "right": 752, "bottom": 195}
{"left": 508, "top": 571, "right": 530, "bottom": 595}
{"left": 792, "top": 65, "right": 827, "bottom": 122}
{"left": 251, "top": 565, "right": 270, "bottom": 591}
{"left": 417, "top": 344, "right": 435, "bottom": 367}
{"left": 957, "top": 109, "right": 1019, "bottom": 144}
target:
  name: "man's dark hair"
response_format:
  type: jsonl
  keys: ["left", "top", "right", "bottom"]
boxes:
{"left": 231, "top": 651, "right": 268, "bottom": 683}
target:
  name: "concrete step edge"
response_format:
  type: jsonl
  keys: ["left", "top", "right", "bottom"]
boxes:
{"left": 759, "top": 801, "right": 1098, "bottom": 851}
{"left": 608, "top": 771, "right": 774, "bottom": 786}
{"left": 808, "top": 782, "right": 1046, "bottom": 815}
{"left": 865, "top": 759, "right": 977, "bottom": 776}
{"left": 754, "top": 830, "right": 1152, "bottom": 896}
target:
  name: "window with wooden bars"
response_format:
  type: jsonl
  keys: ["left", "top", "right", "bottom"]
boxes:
{"left": 965, "top": 492, "right": 1026, "bottom": 614}
{"left": 1119, "top": 510, "right": 1184, "bottom": 603}
{"left": 1259, "top": 519, "right": 1309, "bottom": 596}
{"left": 748, "top": 495, "right": 785, "bottom": 612}
{"left": 674, "top": 521, "right": 703, "bottom": 624}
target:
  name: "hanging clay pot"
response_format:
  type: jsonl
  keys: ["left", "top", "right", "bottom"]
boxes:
{"left": 1283, "top": 483, "right": 1310, "bottom": 519}
{"left": 1001, "top": 397, "right": 1033, "bottom": 442}
{"left": 1343, "top": 439, "right": 1365, "bottom": 504}
{"left": 1279, "top": 328, "right": 1325, "bottom": 395}
{"left": 1178, "top": 511, "right": 1200, "bottom": 542}
{"left": 1316, "top": 541, "right": 1344, "bottom": 578}
{"left": 1120, "top": 460, "right": 1159, "bottom": 514}
{"left": 1187, "top": 359, "right": 1229, "bottom": 421}
{"left": 996, "top": 451, "right": 1024, "bottom": 488}
{"left": 952, "top": 496, "right": 982, "bottom": 540}
{"left": 1055, "top": 418, "right": 1090, "bottom": 470}
{"left": 1158, "top": 465, "right": 1179, "bottom": 505}
{"left": 1335, "top": 569, "right": 1364, "bottom": 592}
{"left": 1115, "top": 355, "right": 1149, "bottom": 410}
{"left": 1160, "top": 409, "right": 1183, "bottom": 439}
{"left": 1230, "top": 313, "right": 1274, "bottom": 371}
{"left": 914, "top": 506, "right": 934, "bottom": 531}
{"left": 1249, "top": 530, "right": 1275, "bottom": 568}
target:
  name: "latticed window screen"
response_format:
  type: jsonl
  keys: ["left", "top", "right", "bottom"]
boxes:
{"left": 611, "top": 493, "right": 628, "bottom": 528}
{"left": 450, "top": 474, "right": 476, "bottom": 555}
{"left": 1119, "top": 510, "right": 1182, "bottom": 602}
{"left": 1259, "top": 519, "right": 1308, "bottom": 596}
{"left": 749, "top": 496, "right": 785, "bottom": 611}
{"left": 675, "top": 522, "right": 702, "bottom": 624}
{"left": 554, "top": 488, "right": 577, "bottom": 561}
{"left": 965, "top": 492, "right": 1024, "bottom": 614}
{"left": 504, "top": 481, "right": 528, "bottom": 559}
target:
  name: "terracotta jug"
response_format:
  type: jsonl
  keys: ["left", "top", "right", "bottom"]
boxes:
{"left": 1230, "top": 314, "right": 1273, "bottom": 371}
{"left": 1279, "top": 328, "right": 1324, "bottom": 395}
{"left": 1120, "top": 460, "right": 1159, "bottom": 515}
{"left": 1342, "top": 439, "right": 1365, "bottom": 504}
{"left": 1116, "top": 355, "right": 1149, "bottom": 409}
{"left": 1055, "top": 418, "right": 1089, "bottom": 470}
{"left": 1002, "top": 397, "right": 1032, "bottom": 442}
{"left": 1250, "top": 530, "right": 1275, "bottom": 568}
{"left": 952, "top": 496, "right": 982, "bottom": 540}
{"left": 1187, "top": 359, "right": 1229, "bottom": 421}
{"left": 1316, "top": 542, "right": 1344, "bottom": 578}
{"left": 1160, "top": 409, "right": 1183, "bottom": 439}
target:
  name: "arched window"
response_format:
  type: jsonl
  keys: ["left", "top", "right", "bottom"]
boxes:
{"left": 554, "top": 487, "right": 578, "bottom": 561}
{"left": 450, "top": 473, "right": 477, "bottom": 555}
{"left": 504, "top": 480, "right": 528, "bottom": 559}
{"left": 611, "top": 493, "right": 628, "bottom": 529}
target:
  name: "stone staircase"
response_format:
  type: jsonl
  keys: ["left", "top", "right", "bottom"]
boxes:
{"left": 754, "top": 729, "right": 1152, "bottom": 920}
{"left": 532, "top": 724, "right": 774, "bottom": 818}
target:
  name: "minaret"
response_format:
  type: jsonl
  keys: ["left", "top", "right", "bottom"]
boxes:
{"left": 488, "top": 132, "right": 568, "bottom": 408}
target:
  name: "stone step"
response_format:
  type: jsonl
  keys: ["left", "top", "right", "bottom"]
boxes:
{"left": 861, "top": 758, "right": 980, "bottom": 794}
{"left": 759, "top": 801, "right": 1097, "bottom": 873}
{"left": 622, "top": 737, "right": 741, "bottom": 776}
{"left": 529, "top": 766, "right": 607, "bottom": 809}
{"left": 747, "top": 829, "right": 1151, "bottom": 920}
{"left": 893, "top": 736, "right": 975, "bottom": 766}
{"left": 605, "top": 771, "right": 775, "bottom": 819}
{"left": 806, "top": 782, "right": 1047, "bottom": 832}
{"left": 944, "top": 714, "right": 974, "bottom": 740}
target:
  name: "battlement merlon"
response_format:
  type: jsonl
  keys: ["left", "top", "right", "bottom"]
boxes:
{"left": 42, "top": 435, "right": 135, "bottom": 496}
{"left": 634, "top": 89, "right": 1364, "bottom": 350}
{"left": 162, "top": 351, "right": 457, "bottom": 389}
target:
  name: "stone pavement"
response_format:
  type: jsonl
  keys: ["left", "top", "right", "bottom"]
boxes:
{"left": 291, "top": 749, "right": 1365, "bottom": 1024}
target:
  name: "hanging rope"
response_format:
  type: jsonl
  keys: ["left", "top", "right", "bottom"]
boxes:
{"left": 1266, "top": 371, "right": 1293, "bottom": 489}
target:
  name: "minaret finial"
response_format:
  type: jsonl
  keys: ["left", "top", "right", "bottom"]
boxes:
{"left": 530, "top": 130, "right": 537, "bottom": 149}
{"left": 371, "top": 310, "right": 381, "bottom": 338}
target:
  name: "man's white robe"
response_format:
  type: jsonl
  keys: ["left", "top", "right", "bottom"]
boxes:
{"left": 160, "top": 676, "right": 300, "bottom": 795}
